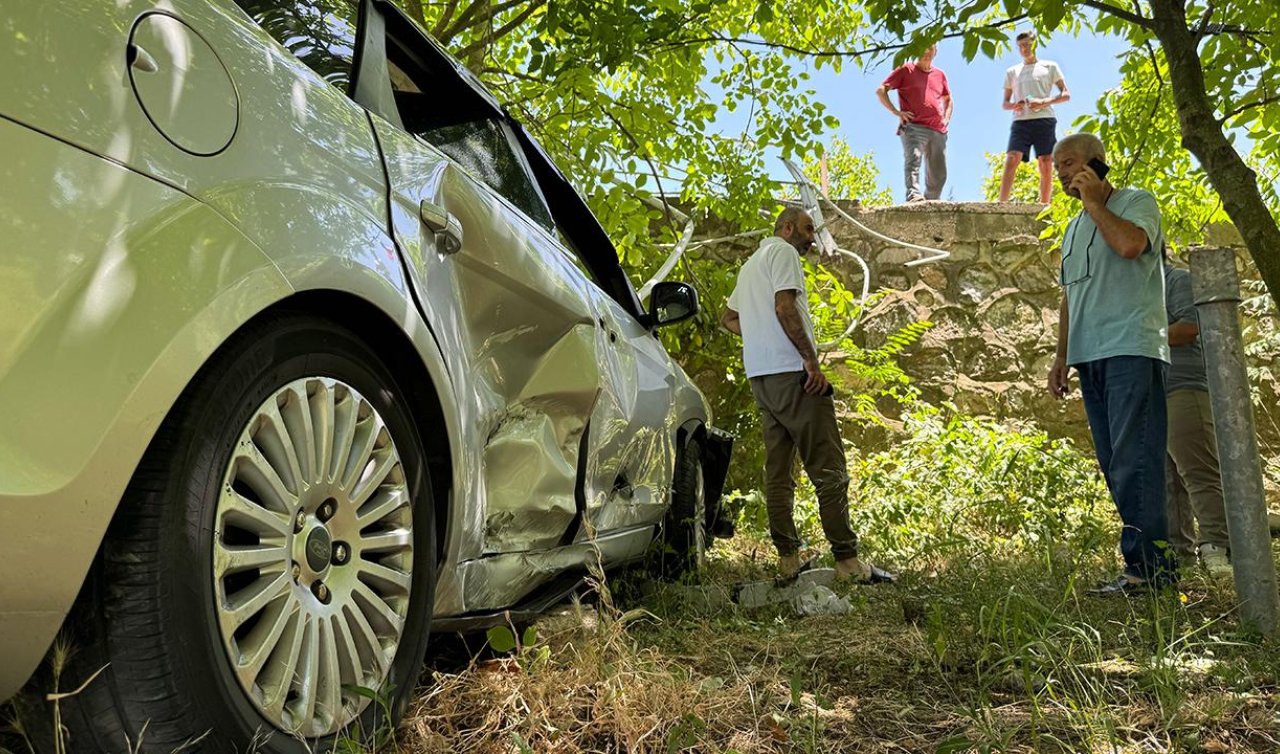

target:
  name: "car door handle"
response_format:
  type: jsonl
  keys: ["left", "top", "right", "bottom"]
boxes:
{"left": 419, "top": 200, "right": 463, "bottom": 255}
{"left": 127, "top": 43, "right": 159, "bottom": 73}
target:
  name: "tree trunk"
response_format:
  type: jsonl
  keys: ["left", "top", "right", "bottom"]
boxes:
{"left": 1149, "top": 0, "right": 1280, "bottom": 306}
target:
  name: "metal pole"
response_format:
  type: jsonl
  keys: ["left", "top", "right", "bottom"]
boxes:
{"left": 1190, "top": 247, "right": 1279, "bottom": 636}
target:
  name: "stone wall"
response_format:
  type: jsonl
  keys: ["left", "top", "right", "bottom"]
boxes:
{"left": 815, "top": 201, "right": 1090, "bottom": 444}
{"left": 745, "top": 201, "right": 1279, "bottom": 474}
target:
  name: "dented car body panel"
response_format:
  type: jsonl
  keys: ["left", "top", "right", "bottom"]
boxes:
{"left": 0, "top": 0, "right": 729, "bottom": 704}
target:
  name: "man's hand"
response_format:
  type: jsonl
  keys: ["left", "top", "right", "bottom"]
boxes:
{"left": 897, "top": 110, "right": 915, "bottom": 125}
{"left": 803, "top": 358, "right": 831, "bottom": 396}
{"left": 1028, "top": 97, "right": 1047, "bottom": 111}
{"left": 1047, "top": 357, "right": 1071, "bottom": 399}
{"left": 1012, "top": 99, "right": 1028, "bottom": 115}
{"left": 721, "top": 307, "right": 742, "bottom": 336}
{"left": 1070, "top": 167, "right": 1107, "bottom": 208}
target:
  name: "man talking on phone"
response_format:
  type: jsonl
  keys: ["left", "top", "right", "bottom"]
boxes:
{"left": 1047, "top": 133, "right": 1176, "bottom": 595}
{"left": 721, "top": 207, "right": 893, "bottom": 584}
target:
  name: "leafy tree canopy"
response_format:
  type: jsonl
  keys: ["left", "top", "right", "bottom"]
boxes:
{"left": 981, "top": 152, "right": 1041, "bottom": 204}
{"left": 396, "top": 0, "right": 1279, "bottom": 306}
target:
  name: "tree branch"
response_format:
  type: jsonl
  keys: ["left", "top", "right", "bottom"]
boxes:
{"left": 1079, "top": 0, "right": 1153, "bottom": 28}
{"left": 456, "top": 0, "right": 546, "bottom": 60}
{"left": 1148, "top": 0, "right": 1280, "bottom": 307}
{"left": 401, "top": 0, "right": 427, "bottom": 26}
{"left": 431, "top": 0, "right": 460, "bottom": 38}
{"left": 605, "top": 111, "right": 676, "bottom": 232}
{"left": 1120, "top": 45, "right": 1166, "bottom": 185}
{"left": 1220, "top": 94, "right": 1280, "bottom": 122}
{"left": 1193, "top": 1, "right": 1216, "bottom": 41}
{"left": 443, "top": 0, "right": 530, "bottom": 39}
{"left": 439, "top": 0, "right": 489, "bottom": 41}
{"left": 651, "top": 14, "right": 1027, "bottom": 60}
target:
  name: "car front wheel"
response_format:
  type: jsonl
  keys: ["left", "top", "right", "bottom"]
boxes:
{"left": 21, "top": 313, "right": 436, "bottom": 753}
{"left": 658, "top": 436, "right": 707, "bottom": 580}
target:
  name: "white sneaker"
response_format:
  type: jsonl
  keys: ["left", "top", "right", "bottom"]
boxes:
{"left": 1200, "top": 544, "right": 1232, "bottom": 577}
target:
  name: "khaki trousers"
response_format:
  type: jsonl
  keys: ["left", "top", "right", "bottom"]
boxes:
{"left": 1166, "top": 388, "right": 1229, "bottom": 556}
{"left": 749, "top": 371, "right": 859, "bottom": 559}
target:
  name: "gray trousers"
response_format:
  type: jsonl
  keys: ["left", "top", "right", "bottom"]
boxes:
{"left": 1166, "top": 388, "right": 1230, "bottom": 555}
{"left": 900, "top": 124, "right": 947, "bottom": 201}
{"left": 749, "top": 371, "right": 859, "bottom": 559}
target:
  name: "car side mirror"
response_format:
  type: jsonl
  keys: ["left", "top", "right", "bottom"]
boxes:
{"left": 648, "top": 281, "right": 699, "bottom": 328}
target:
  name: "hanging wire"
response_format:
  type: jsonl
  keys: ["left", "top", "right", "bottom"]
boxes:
{"left": 638, "top": 160, "right": 952, "bottom": 349}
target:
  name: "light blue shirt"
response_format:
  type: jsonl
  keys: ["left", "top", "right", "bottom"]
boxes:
{"left": 1060, "top": 187, "right": 1169, "bottom": 366}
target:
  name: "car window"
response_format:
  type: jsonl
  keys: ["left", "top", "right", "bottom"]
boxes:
{"left": 233, "top": 0, "right": 359, "bottom": 89}
{"left": 385, "top": 55, "right": 555, "bottom": 231}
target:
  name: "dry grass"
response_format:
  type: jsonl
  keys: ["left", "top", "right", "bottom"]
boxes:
{"left": 6, "top": 539, "right": 1279, "bottom": 753}
{"left": 386, "top": 537, "right": 1280, "bottom": 754}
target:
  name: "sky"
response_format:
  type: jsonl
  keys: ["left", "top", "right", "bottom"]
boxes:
{"left": 723, "top": 29, "right": 1134, "bottom": 203}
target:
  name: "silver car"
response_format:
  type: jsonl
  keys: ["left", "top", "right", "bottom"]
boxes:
{"left": 0, "top": 0, "right": 731, "bottom": 750}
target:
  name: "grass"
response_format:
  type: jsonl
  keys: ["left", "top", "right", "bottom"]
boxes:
{"left": 7, "top": 402, "right": 1280, "bottom": 753}
{"left": 7, "top": 536, "right": 1280, "bottom": 754}
{"left": 385, "top": 535, "right": 1280, "bottom": 754}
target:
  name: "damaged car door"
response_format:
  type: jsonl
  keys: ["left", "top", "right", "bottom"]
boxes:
{"left": 367, "top": 26, "right": 607, "bottom": 558}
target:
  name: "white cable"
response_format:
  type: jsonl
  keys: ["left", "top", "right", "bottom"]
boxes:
{"left": 822, "top": 201, "right": 952, "bottom": 268}
{"left": 638, "top": 196, "right": 695, "bottom": 300}
{"left": 635, "top": 161, "right": 950, "bottom": 349}
{"left": 781, "top": 160, "right": 871, "bottom": 348}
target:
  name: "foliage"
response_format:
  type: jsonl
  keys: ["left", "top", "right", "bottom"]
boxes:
{"left": 852, "top": 403, "right": 1113, "bottom": 568}
{"left": 1073, "top": 49, "right": 1231, "bottom": 247}
{"left": 736, "top": 401, "right": 1115, "bottom": 570}
{"left": 392, "top": 0, "right": 884, "bottom": 282}
{"left": 853, "top": 0, "right": 1280, "bottom": 305}
{"left": 980, "top": 151, "right": 1041, "bottom": 204}
{"left": 782, "top": 137, "right": 894, "bottom": 206}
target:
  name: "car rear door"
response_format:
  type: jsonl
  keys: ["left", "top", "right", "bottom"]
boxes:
{"left": 360, "top": 12, "right": 609, "bottom": 558}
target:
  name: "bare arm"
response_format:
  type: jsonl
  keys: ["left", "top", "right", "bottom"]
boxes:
{"left": 1071, "top": 173, "right": 1150, "bottom": 259}
{"left": 721, "top": 307, "right": 742, "bottom": 336}
{"left": 1031, "top": 78, "right": 1071, "bottom": 110}
{"left": 1003, "top": 85, "right": 1026, "bottom": 113}
{"left": 876, "top": 85, "right": 912, "bottom": 123}
{"left": 1169, "top": 320, "right": 1199, "bottom": 346}
{"left": 1087, "top": 204, "right": 1150, "bottom": 259}
{"left": 775, "top": 290, "right": 829, "bottom": 395}
{"left": 1052, "top": 77, "right": 1071, "bottom": 105}
{"left": 1048, "top": 295, "right": 1071, "bottom": 398}
{"left": 940, "top": 95, "right": 953, "bottom": 126}
{"left": 774, "top": 290, "right": 816, "bottom": 362}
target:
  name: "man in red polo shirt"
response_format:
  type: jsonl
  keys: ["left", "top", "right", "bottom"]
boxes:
{"left": 875, "top": 44, "right": 953, "bottom": 202}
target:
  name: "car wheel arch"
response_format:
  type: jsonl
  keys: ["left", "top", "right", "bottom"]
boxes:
{"left": 18, "top": 306, "right": 446, "bottom": 749}
{"left": 107, "top": 288, "right": 458, "bottom": 573}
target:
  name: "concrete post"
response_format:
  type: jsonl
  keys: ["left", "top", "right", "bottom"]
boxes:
{"left": 1190, "top": 247, "right": 1279, "bottom": 636}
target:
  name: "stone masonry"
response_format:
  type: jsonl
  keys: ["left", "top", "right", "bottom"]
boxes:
{"left": 722, "top": 201, "right": 1279, "bottom": 493}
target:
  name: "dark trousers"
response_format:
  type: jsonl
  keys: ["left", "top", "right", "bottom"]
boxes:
{"left": 1077, "top": 356, "right": 1177, "bottom": 580}
{"left": 749, "top": 371, "right": 859, "bottom": 559}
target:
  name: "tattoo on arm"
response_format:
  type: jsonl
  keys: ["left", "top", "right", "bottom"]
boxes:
{"left": 775, "top": 291, "right": 816, "bottom": 362}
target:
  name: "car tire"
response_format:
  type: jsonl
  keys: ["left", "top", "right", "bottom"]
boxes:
{"left": 657, "top": 436, "right": 707, "bottom": 580}
{"left": 18, "top": 313, "right": 436, "bottom": 753}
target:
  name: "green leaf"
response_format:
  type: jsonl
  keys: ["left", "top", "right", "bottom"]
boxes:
{"left": 487, "top": 625, "right": 518, "bottom": 653}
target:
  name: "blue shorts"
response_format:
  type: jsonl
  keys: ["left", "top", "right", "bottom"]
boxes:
{"left": 1008, "top": 118, "right": 1057, "bottom": 161}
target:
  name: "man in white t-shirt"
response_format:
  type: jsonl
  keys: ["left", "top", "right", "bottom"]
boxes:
{"left": 999, "top": 31, "right": 1070, "bottom": 204}
{"left": 721, "top": 207, "right": 892, "bottom": 584}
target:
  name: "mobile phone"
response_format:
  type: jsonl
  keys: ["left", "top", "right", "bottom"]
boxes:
{"left": 1087, "top": 157, "right": 1110, "bottom": 181}
{"left": 799, "top": 372, "right": 835, "bottom": 397}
